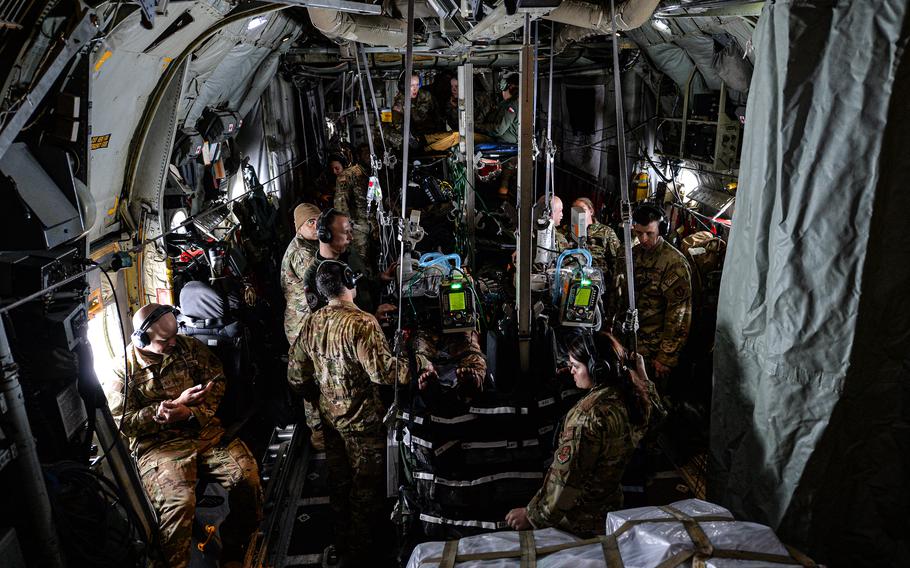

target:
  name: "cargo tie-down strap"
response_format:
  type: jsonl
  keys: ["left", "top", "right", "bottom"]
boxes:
{"left": 423, "top": 506, "right": 818, "bottom": 568}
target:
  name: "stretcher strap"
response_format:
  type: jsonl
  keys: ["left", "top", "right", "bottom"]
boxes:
{"left": 601, "top": 534, "right": 624, "bottom": 568}
{"left": 519, "top": 530, "right": 536, "bottom": 568}
{"left": 421, "top": 515, "right": 817, "bottom": 567}
{"left": 658, "top": 506, "right": 714, "bottom": 556}
{"left": 439, "top": 539, "right": 459, "bottom": 568}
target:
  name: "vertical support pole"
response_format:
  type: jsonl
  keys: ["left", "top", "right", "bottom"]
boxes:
{"left": 458, "top": 63, "right": 476, "bottom": 267}
{"left": 0, "top": 318, "right": 65, "bottom": 568}
{"left": 517, "top": 15, "right": 535, "bottom": 374}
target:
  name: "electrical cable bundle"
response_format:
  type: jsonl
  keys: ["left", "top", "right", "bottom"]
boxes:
{"left": 45, "top": 461, "right": 149, "bottom": 567}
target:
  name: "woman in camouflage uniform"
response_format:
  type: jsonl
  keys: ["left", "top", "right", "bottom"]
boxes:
{"left": 505, "top": 333, "right": 663, "bottom": 537}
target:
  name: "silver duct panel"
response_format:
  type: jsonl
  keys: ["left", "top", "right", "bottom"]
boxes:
{"left": 307, "top": 7, "right": 408, "bottom": 47}
{"left": 308, "top": 0, "right": 660, "bottom": 49}
{"left": 545, "top": 0, "right": 661, "bottom": 33}
{"left": 546, "top": 0, "right": 661, "bottom": 52}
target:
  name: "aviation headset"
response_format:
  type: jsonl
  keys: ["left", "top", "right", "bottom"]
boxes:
{"left": 633, "top": 203, "right": 669, "bottom": 237}
{"left": 579, "top": 333, "right": 612, "bottom": 385}
{"left": 316, "top": 259, "right": 360, "bottom": 290}
{"left": 327, "top": 152, "right": 350, "bottom": 170}
{"left": 499, "top": 73, "right": 519, "bottom": 93}
{"left": 316, "top": 208, "right": 339, "bottom": 243}
{"left": 131, "top": 305, "right": 179, "bottom": 348}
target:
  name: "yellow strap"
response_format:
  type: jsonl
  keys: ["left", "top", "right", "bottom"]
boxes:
{"left": 601, "top": 535, "right": 624, "bottom": 568}
{"left": 519, "top": 531, "right": 536, "bottom": 568}
{"left": 439, "top": 539, "right": 459, "bottom": 568}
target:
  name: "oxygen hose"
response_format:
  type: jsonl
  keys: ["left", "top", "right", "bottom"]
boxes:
{"left": 552, "top": 248, "right": 594, "bottom": 304}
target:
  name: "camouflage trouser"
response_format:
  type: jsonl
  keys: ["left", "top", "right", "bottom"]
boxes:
{"left": 350, "top": 227, "right": 373, "bottom": 278}
{"left": 323, "top": 426, "right": 385, "bottom": 563}
{"left": 138, "top": 437, "right": 263, "bottom": 568}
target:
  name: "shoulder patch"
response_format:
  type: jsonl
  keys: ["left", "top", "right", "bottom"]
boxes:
{"left": 556, "top": 444, "right": 572, "bottom": 464}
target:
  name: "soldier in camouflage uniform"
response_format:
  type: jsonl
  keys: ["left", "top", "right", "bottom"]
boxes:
{"left": 280, "top": 203, "right": 323, "bottom": 440}
{"left": 505, "top": 334, "right": 663, "bottom": 537}
{"left": 617, "top": 204, "right": 692, "bottom": 388}
{"left": 107, "top": 304, "right": 262, "bottom": 568}
{"left": 477, "top": 73, "right": 520, "bottom": 144}
{"left": 330, "top": 155, "right": 374, "bottom": 276}
{"left": 565, "top": 197, "right": 622, "bottom": 310}
{"left": 281, "top": 203, "right": 320, "bottom": 343}
{"left": 302, "top": 209, "right": 398, "bottom": 316}
{"left": 287, "top": 262, "right": 436, "bottom": 564}
{"left": 412, "top": 328, "right": 487, "bottom": 400}
{"left": 388, "top": 74, "right": 443, "bottom": 148}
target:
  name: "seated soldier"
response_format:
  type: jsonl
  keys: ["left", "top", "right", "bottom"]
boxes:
{"left": 477, "top": 73, "right": 520, "bottom": 144}
{"left": 412, "top": 273, "right": 488, "bottom": 401}
{"left": 389, "top": 73, "right": 443, "bottom": 148}
{"left": 505, "top": 334, "right": 663, "bottom": 537}
{"left": 107, "top": 303, "right": 262, "bottom": 568}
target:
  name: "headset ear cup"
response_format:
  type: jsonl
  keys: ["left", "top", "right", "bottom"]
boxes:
{"left": 317, "top": 209, "right": 334, "bottom": 243}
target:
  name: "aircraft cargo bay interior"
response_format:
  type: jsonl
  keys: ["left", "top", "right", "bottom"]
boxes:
{"left": 0, "top": 0, "right": 906, "bottom": 567}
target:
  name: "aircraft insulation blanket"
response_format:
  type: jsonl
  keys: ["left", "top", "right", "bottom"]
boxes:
{"left": 407, "top": 499, "right": 814, "bottom": 568}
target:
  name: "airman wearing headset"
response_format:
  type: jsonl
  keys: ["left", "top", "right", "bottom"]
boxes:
{"left": 477, "top": 72, "right": 520, "bottom": 144}
{"left": 505, "top": 333, "right": 663, "bottom": 537}
{"left": 106, "top": 303, "right": 262, "bottom": 568}
{"left": 617, "top": 203, "right": 693, "bottom": 388}
{"left": 287, "top": 260, "right": 436, "bottom": 566}
{"left": 302, "top": 207, "right": 398, "bottom": 318}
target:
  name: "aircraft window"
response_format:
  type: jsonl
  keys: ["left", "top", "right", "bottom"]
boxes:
{"left": 675, "top": 168, "right": 700, "bottom": 196}
{"left": 170, "top": 209, "right": 189, "bottom": 233}
{"left": 86, "top": 302, "right": 126, "bottom": 394}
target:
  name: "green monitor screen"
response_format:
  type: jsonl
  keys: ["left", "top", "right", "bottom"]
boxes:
{"left": 448, "top": 291, "right": 466, "bottom": 311}
{"left": 573, "top": 287, "right": 592, "bottom": 307}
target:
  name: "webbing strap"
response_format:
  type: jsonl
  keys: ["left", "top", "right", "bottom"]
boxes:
{"left": 439, "top": 539, "right": 458, "bottom": 568}
{"left": 611, "top": 514, "right": 733, "bottom": 539}
{"left": 654, "top": 550, "right": 696, "bottom": 568}
{"left": 609, "top": 0, "right": 639, "bottom": 348}
{"left": 519, "top": 531, "right": 536, "bottom": 568}
{"left": 785, "top": 544, "right": 819, "bottom": 567}
{"left": 420, "top": 518, "right": 816, "bottom": 567}
{"left": 601, "top": 535, "right": 623, "bottom": 568}
{"left": 352, "top": 45, "right": 378, "bottom": 171}
{"left": 659, "top": 506, "right": 714, "bottom": 556}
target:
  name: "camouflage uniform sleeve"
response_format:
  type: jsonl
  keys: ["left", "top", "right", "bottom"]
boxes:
{"left": 655, "top": 260, "right": 692, "bottom": 368}
{"left": 186, "top": 339, "right": 226, "bottom": 428}
{"left": 487, "top": 105, "right": 516, "bottom": 140}
{"left": 357, "top": 317, "right": 431, "bottom": 385}
{"left": 526, "top": 409, "right": 619, "bottom": 529}
{"left": 107, "top": 367, "right": 162, "bottom": 438}
{"left": 555, "top": 231, "right": 570, "bottom": 252}
{"left": 287, "top": 336, "right": 318, "bottom": 402}
{"left": 333, "top": 173, "right": 353, "bottom": 217}
{"left": 302, "top": 261, "right": 318, "bottom": 313}
{"left": 411, "top": 330, "right": 439, "bottom": 362}
{"left": 453, "top": 331, "right": 486, "bottom": 377}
